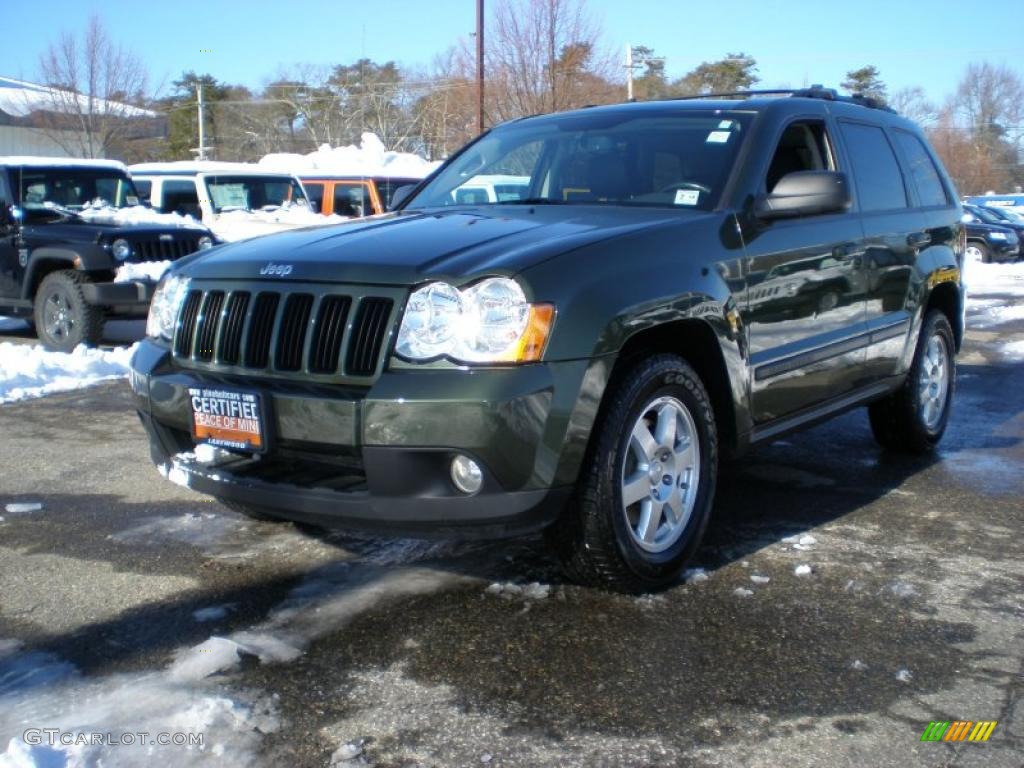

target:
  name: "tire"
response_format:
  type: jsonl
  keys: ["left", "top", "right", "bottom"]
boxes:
{"left": 547, "top": 354, "right": 718, "bottom": 593}
{"left": 869, "top": 310, "right": 955, "bottom": 453}
{"left": 33, "top": 270, "right": 104, "bottom": 352}
{"left": 217, "top": 498, "right": 283, "bottom": 522}
{"left": 965, "top": 241, "right": 989, "bottom": 264}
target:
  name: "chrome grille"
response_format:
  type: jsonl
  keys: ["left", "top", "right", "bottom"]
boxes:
{"left": 172, "top": 282, "right": 399, "bottom": 383}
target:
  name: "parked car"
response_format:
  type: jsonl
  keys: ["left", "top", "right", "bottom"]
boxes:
{"left": 0, "top": 157, "right": 215, "bottom": 350}
{"left": 131, "top": 87, "right": 965, "bottom": 592}
{"left": 129, "top": 162, "right": 331, "bottom": 242}
{"left": 960, "top": 205, "right": 1020, "bottom": 263}
{"left": 300, "top": 176, "right": 424, "bottom": 217}
{"left": 963, "top": 194, "right": 1024, "bottom": 216}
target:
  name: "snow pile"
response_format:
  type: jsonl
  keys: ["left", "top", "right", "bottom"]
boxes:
{"left": 211, "top": 201, "right": 344, "bottom": 242}
{"left": 1002, "top": 340, "right": 1024, "bottom": 361}
{"left": 485, "top": 582, "right": 551, "bottom": 600}
{"left": 258, "top": 132, "right": 439, "bottom": 179}
{"left": 0, "top": 342, "right": 136, "bottom": 404}
{"left": 114, "top": 260, "right": 172, "bottom": 283}
{"left": 4, "top": 502, "right": 43, "bottom": 514}
{"left": 964, "top": 259, "right": 1024, "bottom": 300}
{"left": 77, "top": 202, "right": 205, "bottom": 229}
{"left": 794, "top": 564, "right": 812, "bottom": 576}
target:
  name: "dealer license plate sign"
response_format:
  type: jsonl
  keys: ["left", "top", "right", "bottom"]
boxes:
{"left": 189, "top": 387, "right": 265, "bottom": 452}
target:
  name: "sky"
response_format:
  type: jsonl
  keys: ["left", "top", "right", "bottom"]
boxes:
{"left": 2, "top": 0, "right": 1021, "bottom": 106}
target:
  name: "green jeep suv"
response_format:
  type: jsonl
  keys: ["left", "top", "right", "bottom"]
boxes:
{"left": 130, "top": 88, "right": 965, "bottom": 592}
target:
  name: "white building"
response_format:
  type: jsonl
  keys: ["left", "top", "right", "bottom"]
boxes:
{"left": 0, "top": 75, "right": 160, "bottom": 158}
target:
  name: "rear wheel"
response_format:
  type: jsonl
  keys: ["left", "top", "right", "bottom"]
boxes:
{"left": 33, "top": 270, "right": 104, "bottom": 352}
{"left": 869, "top": 310, "right": 955, "bottom": 453}
{"left": 547, "top": 354, "right": 718, "bottom": 593}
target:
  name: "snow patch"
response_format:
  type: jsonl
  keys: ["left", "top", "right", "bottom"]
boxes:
{"left": 968, "top": 302, "right": 1024, "bottom": 328}
{"left": 329, "top": 739, "right": 366, "bottom": 764}
{"left": 851, "top": 659, "right": 868, "bottom": 671}
{"left": 77, "top": 202, "right": 205, "bottom": 229}
{"left": 0, "top": 342, "right": 136, "bottom": 404}
{"left": 114, "top": 260, "right": 172, "bottom": 283}
{"left": 733, "top": 587, "right": 754, "bottom": 597}
{"left": 485, "top": 582, "right": 551, "bottom": 600}
{"left": 965, "top": 259, "right": 1024, "bottom": 299}
{"left": 4, "top": 502, "right": 42, "bottom": 514}
{"left": 1001, "top": 340, "right": 1024, "bottom": 361}
{"left": 794, "top": 565, "right": 812, "bottom": 576}
{"left": 750, "top": 574, "right": 770, "bottom": 585}
{"left": 683, "top": 567, "right": 709, "bottom": 584}
{"left": 210, "top": 201, "right": 343, "bottom": 242}
{"left": 896, "top": 669, "right": 913, "bottom": 683}
{"left": 258, "top": 132, "right": 439, "bottom": 179}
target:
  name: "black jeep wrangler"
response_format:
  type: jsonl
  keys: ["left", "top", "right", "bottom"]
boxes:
{"left": 131, "top": 88, "right": 966, "bottom": 592}
{"left": 0, "top": 158, "right": 216, "bottom": 351}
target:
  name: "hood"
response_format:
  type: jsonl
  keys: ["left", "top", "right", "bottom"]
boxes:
{"left": 179, "top": 205, "right": 701, "bottom": 285}
{"left": 21, "top": 218, "right": 205, "bottom": 245}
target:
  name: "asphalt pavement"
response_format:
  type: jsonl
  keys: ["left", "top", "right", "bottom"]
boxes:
{"left": 0, "top": 313, "right": 1021, "bottom": 767}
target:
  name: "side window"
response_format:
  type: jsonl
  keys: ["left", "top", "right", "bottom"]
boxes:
{"left": 304, "top": 182, "right": 324, "bottom": 212}
{"left": 134, "top": 179, "right": 152, "bottom": 202}
{"left": 838, "top": 122, "right": 908, "bottom": 212}
{"left": 161, "top": 179, "right": 201, "bottom": 218}
{"left": 765, "top": 121, "right": 833, "bottom": 192}
{"left": 892, "top": 130, "right": 950, "bottom": 207}
{"left": 333, "top": 183, "right": 372, "bottom": 217}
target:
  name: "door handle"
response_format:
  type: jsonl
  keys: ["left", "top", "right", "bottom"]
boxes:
{"left": 907, "top": 232, "right": 931, "bottom": 249}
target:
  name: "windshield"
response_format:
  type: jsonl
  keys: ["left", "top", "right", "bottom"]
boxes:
{"left": 17, "top": 168, "right": 140, "bottom": 212}
{"left": 407, "top": 110, "right": 752, "bottom": 211}
{"left": 202, "top": 175, "right": 309, "bottom": 214}
{"left": 969, "top": 206, "right": 1005, "bottom": 225}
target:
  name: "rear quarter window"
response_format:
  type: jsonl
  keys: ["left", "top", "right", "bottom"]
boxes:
{"left": 892, "top": 130, "right": 950, "bottom": 207}
{"left": 838, "top": 121, "right": 908, "bottom": 212}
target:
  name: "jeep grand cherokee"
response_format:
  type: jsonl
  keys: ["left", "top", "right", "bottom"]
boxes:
{"left": 130, "top": 88, "right": 966, "bottom": 592}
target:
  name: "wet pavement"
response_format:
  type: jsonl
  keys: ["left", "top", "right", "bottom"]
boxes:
{"left": 0, "top": 312, "right": 1021, "bottom": 767}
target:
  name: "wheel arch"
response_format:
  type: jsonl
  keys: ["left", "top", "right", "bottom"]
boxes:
{"left": 22, "top": 249, "right": 79, "bottom": 301}
{"left": 925, "top": 280, "right": 963, "bottom": 352}
{"left": 607, "top": 318, "right": 741, "bottom": 457}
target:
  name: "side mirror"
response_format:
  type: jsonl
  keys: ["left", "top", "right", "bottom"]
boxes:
{"left": 389, "top": 184, "right": 417, "bottom": 211}
{"left": 960, "top": 212, "right": 974, "bottom": 223}
{"left": 755, "top": 171, "right": 851, "bottom": 220}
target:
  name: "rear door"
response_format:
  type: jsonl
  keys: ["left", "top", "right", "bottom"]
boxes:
{"left": 744, "top": 118, "right": 869, "bottom": 423}
{"left": 836, "top": 120, "right": 921, "bottom": 382}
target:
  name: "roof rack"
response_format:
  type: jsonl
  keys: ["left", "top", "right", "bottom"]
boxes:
{"left": 670, "top": 85, "right": 896, "bottom": 113}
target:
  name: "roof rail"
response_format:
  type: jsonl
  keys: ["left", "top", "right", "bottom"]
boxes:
{"left": 669, "top": 84, "right": 896, "bottom": 113}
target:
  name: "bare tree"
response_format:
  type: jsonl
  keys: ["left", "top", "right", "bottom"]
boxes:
{"left": 889, "top": 86, "right": 937, "bottom": 127}
{"left": 33, "top": 16, "right": 152, "bottom": 158}
{"left": 486, "top": 0, "right": 615, "bottom": 122}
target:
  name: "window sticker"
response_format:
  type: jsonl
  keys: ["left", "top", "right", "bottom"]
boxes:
{"left": 126, "top": 195, "right": 139, "bottom": 206}
{"left": 706, "top": 131, "right": 731, "bottom": 144}
{"left": 674, "top": 189, "right": 700, "bottom": 206}
{"left": 718, "top": 120, "right": 733, "bottom": 129}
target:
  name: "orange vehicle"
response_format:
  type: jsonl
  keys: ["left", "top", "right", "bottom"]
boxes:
{"left": 300, "top": 176, "right": 423, "bottom": 217}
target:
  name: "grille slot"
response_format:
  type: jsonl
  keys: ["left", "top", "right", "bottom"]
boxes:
{"left": 175, "top": 290, "right": 203, "bottom": 357}
{"left": 346, "top": 298, "right": 393, "bottom": 376}
{"left": 133, "top": 237, "right": 198, "bottom": 262}
{"left": 195, "top": 291, "right": 225, "bottom": 361}
{"left": 217, "top": 292, "right": 250, "bottom": 365}
{"left": 309, "top": 296, "right": 352, "bottom": 374}
{"left": 274, "top": 294, "right": 314, "bottom": 372}
{"left": 245, "top": 292, "right": 280, "bottom": 369}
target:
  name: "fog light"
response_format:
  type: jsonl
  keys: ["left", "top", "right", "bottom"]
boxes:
{"left": 450, "top": 454, "right": 483, "bottom": 495}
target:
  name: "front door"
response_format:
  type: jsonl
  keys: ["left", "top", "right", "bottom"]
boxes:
{"left": 0, "top": 170, "right": 20, "bottom": 300}
{"left": 743, "top": 119, "right": 869, "bottom": 423}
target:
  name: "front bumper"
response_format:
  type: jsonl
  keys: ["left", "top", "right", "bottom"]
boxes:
{"left": 987, "top": 239, "right": 1020, "bottom": 262}
{"left": 82, "top": 279, "right": 155, "bottom": 310}
{"left": 130, "top": 340, "right": 602, "bottom": 537}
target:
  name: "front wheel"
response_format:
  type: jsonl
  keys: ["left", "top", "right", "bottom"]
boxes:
{"left": 547, "top": 354, "right": 718, "bottom": 593}
{"left": 33, "top": 270, "right": 104, "bottom": 352}
{"left": 965, "top": 241, "right": 989, "bottom": 264}
{"left": 868, "top": 310, "right": 955, "bottom": 453}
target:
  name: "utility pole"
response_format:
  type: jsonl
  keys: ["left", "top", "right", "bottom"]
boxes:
{"left": 625, "top": 43, "right": 634, "bottom": 101}
{"left": 476, "top": 0, "right": 485, "bottom": 135}
{"left": 194, "top": 82, "right": 209, "bottom": 161}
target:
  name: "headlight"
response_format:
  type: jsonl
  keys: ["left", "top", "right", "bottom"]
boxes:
{"left": 198, "top": 235, "right": 214, "bottom": 250}
{"left": 987, "top": 231, "right": 1007, "bottom": 241}
{"left": 146, "top": 274, "right": 191, "bottom": 340}
{"left": 396, "top": 278, "right": 554, "bottom": 364}
{"left": 111, "top": 238, "right": 132, "bottom": 260}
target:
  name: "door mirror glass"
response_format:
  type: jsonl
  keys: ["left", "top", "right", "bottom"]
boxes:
{"left": 755, "top": 171, "right": 851, "bottom": 220}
